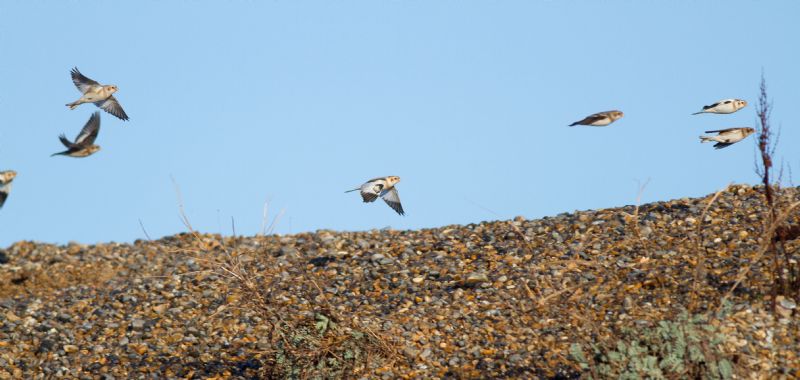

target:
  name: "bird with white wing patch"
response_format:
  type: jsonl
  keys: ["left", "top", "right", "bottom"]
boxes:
{"left": 66, "top": 67, "right": 129, "bottom": 121}
{"left": 699, "top": 127, "right": 755, "bottom": 150}
{"left": 346, "top": 176, "right": 405, "bottom": 216}
{"left": 52, "top": 112, "right": 103, "bottom": 158}
{"left": 0, "top": 170, "right": 17, "bottom": 209}
{"left": 569, "top": 110, "right": 624, "bottom": 127}
{"left": 692, "top": 99, "right": 747, "bottom": 115}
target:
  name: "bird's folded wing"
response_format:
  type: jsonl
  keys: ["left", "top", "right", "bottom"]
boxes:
{"left": 578, "top": 114, "right": 604, "bottom": 125}
{"left": 713, "top": 142, "right": 734, "bottom": 150}
{"left": 704, "top": 128, "right": 737, "bottom": 134}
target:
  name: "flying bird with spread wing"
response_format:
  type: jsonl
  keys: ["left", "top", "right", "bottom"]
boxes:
{"left": 569, "top": 110, "right": 624, "bottom": 127}
{"left": 346, "top": 176, "right": 405, "bottom": 215}
{"left": 66, "top": 67, "right": 129, "bottom": 121}
{"left": 0, "top": 170, "right": 17, "bottom": 209}
{"left": 692, "top": 99, "right": 747, "bottom": 115}
{"left": 52, "top": 112, "right": 102, "bottom": 158}
{"left": 699, "top": 127, "right": 755, "bottom": 149}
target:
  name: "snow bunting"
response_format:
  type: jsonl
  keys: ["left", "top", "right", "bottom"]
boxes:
{"left": 0, "top": 170, "right": 17, "bottom": 209}
{"left": 346, "top": 176, "right": 404, "bottom": 215}
{"left": 52, "top": 112, "right": 102, "bottom": 158}
{"left": 569, "top": 110, "right": 624, "bottom": 127}
{"left": 66, "top": 67, "right": 129, "bottom": 121}
{"left": 699, "top": 127, "right": 755, "bottom": 149}
{"left": 692, "top": 99, "right": 747, "bottom": 115}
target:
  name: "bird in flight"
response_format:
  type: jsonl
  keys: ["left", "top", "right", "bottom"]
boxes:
{"left": 346, "top": 176, "right": 405, "bottom": 215}
{"left": 569, "top": 110, "right": 624, "bottom": 127}
{"left": 699, "top": 127, "right": 755, "bottom": 149}
{"left": 692, "top": 99, "right": 747, "bottom": 115}
{"left": 52, "top": 112, "right": 103, "bottom": 158}
{"left": 0, "top": 170, "right": 17, "bottom": 209}
{"left": 66, "top": 67, "right": 129, "bottom": 121}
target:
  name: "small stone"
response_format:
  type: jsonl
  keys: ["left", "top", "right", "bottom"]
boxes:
{"left": 5, "top": 312, "right": 20, "bottom": 323}
{"left": 776, "top": 296, "right": 796, "bottom": 318}
{"left": 778, "top": 296, "right": 796, "bottom": 310}
{"left": 152, "top": 304, "right": 168, "bottom": 314}
{"left": 463, "top": 272, "right": 489, "bottom": 287}
{"left": 131, "top": 319, "right": 145, "bottom": 329}
{"left": 412, "top": 276, "right": 424, "bottom": 284}
{"left": 403, "top": 346, "right": 419, "bottom": 359}
{"left": 63, "top": 345, "right": 79, "bottom": 353}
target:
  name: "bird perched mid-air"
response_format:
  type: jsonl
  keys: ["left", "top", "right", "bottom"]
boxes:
{"left": 346, "top": 176, "right": 405, "bottom": 215}
{"left": 569, "top": 110, "right": 624, "bottom": 127}
{"left": 0, "top": 170, "right": 17, "bottom": 209}
{"left": 52, "top": 112, "right": 102, "bottom": 158}
{"left": 66, "top": 67, "right": 129, "bottom": 121}
{"left": 699, "top": 127, "right": 755, "bottom": 149}
{"left": 692, "top": 99, "right": 747, "bottom": 115}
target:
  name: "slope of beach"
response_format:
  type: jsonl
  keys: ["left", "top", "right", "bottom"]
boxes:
{"left": 0, "top": 184, "right": 798, "bottom": 378}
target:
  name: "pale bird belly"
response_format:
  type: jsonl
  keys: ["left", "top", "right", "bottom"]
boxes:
{"left": 82, "top": 94, "right": 107, "bottom": 102}
{"left": 589, "top": 118, "right": 611, "bottom": 126}
{"left": 84, "top": 88, "right": 111, "bottom": 102}
{"left": 713, "top": 104, "right": 736, "bottom": 113}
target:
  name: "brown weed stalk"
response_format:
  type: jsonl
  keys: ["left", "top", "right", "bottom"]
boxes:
{"left": 752, "top": 73, "right": 799, "bottom": 307}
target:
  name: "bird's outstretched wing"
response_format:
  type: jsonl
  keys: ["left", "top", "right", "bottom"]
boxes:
{"left": 381, "top": 187, "right": 404, "bottom": 215}
{"left": 713, "top": 142, "right": 734, "bottom": 150}
{"left": 360, "top": 181, "right": 384, "bottom": 203}
{"left": 95, "top": 96, "right": 128, "bottom": 121}
{"left": 0, "top": 183, "right": 11, "bottom": 208}
{"left": 71, "top": 67, "right": 99, "bottom": 93}
{"left": 58, "top": 134, "right": 74, "bottom": 148}
{"left": 75, "top": 112, "right": 101, "bottom": 145}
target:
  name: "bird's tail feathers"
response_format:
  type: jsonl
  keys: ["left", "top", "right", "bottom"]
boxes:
{"left": 699, "top": 136, "right": 716, "bottom": 143}
{"left": 691, "top": 111, "right": 704, "bottom": 115}
{"left": 66, "top": 101, "right": 79, "bottom": 109}
{"left": 51, "top": 151, "right": 66, "bottom": 157}
{"left": 345, "top": 188, "right": 360, "bottom": 193}
{"left": 568, "top": 122, "right": 578, "bottom": 127}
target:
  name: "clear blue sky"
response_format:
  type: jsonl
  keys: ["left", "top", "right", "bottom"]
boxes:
{"left": 1, "top": 1, "right": 798, "bottom": 245}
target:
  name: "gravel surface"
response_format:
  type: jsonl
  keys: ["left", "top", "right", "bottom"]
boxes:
{"left": 1, "top": 184, "right": 798, "bottom": 379}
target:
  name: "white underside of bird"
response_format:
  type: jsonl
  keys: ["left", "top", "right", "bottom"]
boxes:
{"left": 585, "top": 118, "right": 613, "bottom": 126}
{"left": 699, "top": 128, "right": 754, "bottom": 149}
{"left": 67, "top": 87, "right": 115, "bottom": 109}
{"left": 692, "top": 99, "right": 746, "bottom": 115}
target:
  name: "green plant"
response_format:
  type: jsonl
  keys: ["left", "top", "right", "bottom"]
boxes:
{"left": 570, "top": 311, "right": 734, "bottom": 379}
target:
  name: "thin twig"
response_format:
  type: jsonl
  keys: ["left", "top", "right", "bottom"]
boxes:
{"left": 718, "top": 201, "right": 800, "bottom": 311}
{"left": 690, "top": 186, "right": 728, "bottom": 312}
{"left": 138, "top": 219, "right": 153, "bottom": 241}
